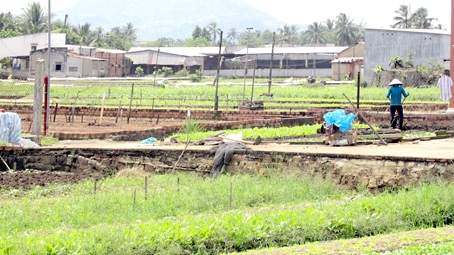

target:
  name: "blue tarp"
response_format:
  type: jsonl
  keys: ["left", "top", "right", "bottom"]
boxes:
{"left": 0, "top": 112, "right": 21, "bottom": 144}
{"left": 323, "top": 109, "right": 356, "bottom": 133}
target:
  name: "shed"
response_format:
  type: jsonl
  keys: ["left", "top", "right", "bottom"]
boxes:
{"left": 331, "top": 42, "right": 364, "bottom": 81}
{"left": 96, "top": 48, "right": 128, "bottom": 77}
{"left": 30, "top": 47, "right": 107, "bottom": 78}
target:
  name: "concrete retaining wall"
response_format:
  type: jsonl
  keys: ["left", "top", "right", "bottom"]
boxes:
{"left": 1, "top": 147, "right": 453, "bottom": 192}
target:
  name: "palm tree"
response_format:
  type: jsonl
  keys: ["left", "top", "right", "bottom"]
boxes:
{"left": 335, "top": 13, "right": 356, "bottom": 46}
{"left": 227, "top": 28, "right": 238, "bottom": 45}
{"left": 93, "top": 27, "right": 104, "bottom": 47}
{"left": 0, "top": 12, "right": 16, "bottom": 31}
{"left": 392, "top": 5, "right": 411, "bottom": 28}
{"left": 17, "top": 2, "right": 48, "bottom": 34}
{"left": 73, "top": 23, "right": 96, "bottom": 46}
{"left": 207, "top": 21, "right": 221, "bottom": 44}
{"left": 410, "top": 7, "right": 436, "bottom": 29}
{"left": 123, "top": 22, "right": 137, "bottom": 42}
{"left": 325, "top": 19, "right": 335, "bottom": 30}
{"left": 304, "top": 22, "right": 326, "bottom": 45}
{"left": 277, "top": 24, "right": 299, "bottom": 46}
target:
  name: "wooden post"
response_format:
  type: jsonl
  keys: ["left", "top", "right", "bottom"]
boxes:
{"left": 226, "top": 95, "right": 229, "bottom": 116}
{"left": 177, "top": 176, "right": 180, "bottom": 193}
{"left": 214, "top": 31, "right": 223, "bottom": 111}
{"left": 120, "top": 109, "right": 123, "bottom": 129}
{"left": 32, "top": 59, "right": 45, "bottom": 144}
{"left": 94, "top": 180, "right": 97, "bottom": 194}
{"left": 99, "top": 92, "right": 106, "bottom": 125}
{"left": 357, "top": 71, "right": 361, "bottom": 109}
{"left": 53, "top": 103, "right": 58, "bottom": 122}
{"left": 71, "top": 105, "right": 75, "bottom": 125}
{"left": 116, "top": 96, "right": 123, "bottom": 124}
{"left": 127, "top": 83, "right": 135, "bottom": 124}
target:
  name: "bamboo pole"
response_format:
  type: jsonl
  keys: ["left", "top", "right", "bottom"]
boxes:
{"left": 99, "top": 92, "right": 106, "bottom": 125}
{"left": 343, "top": 93, "right": 386, "bottom": 145}
{"left": 127, "top": 83, "right": 135, "bottom": 124}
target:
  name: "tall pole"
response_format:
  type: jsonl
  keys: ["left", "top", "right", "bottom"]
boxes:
{"left": 267, "top": 32, "right": 275, "bottom": 94}
{"left": 313, "top": 46, "right": 316, "bottom": 77}
{"left": 45, "top": 0, "right": 51, "bottom": 135}
{"left": 153, "top": 48, "right": 160, "bottom": 86}
{"left": 356, "top": 71, "right": 361, "bottom": 109}
{"left": 214, "top": 31, "right": 223, "bottom": 111}
{"left": 242, "top": 27, "right": 253, "bottom": 103}
{"left": 251, "top": 59, "right": 256, "bottom": 103}
{"left": 449, "top": 0, "right": 454, "bottom": 112}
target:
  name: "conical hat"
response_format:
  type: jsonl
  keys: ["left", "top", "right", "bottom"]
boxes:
{"left": 388, "top": 78, "right": 403, "bottom": 86}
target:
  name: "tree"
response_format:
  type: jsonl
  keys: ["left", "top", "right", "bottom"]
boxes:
{"left": 123, "top": 22, "right": 137, "bottom": 42}
{"left": 103, "top": 23, "right": 138, "bottom": 51}
{"left": 304, "top": 22, "right": 326, "bottom": 45}
{"left": 201, "top": 28, "right": 211, "bottom": 41}
{"left": 184, "top": 37, "right": 211, "bottom": 47}
{"left": 325, "top": 19, "right": 335, "bottom": 30}
{"left": 52, "top": 26, "right": 80, "bottom": 45}
{"left": 335, "top": 13, "right": 357, "bottom": 46}
{"left": 17, "top": 2, "right": 48, "bottom": 34}
{"left": 73, "top": 23, "right": 97, "bottom": 46}
{"left": 93, "top": 27, "right": 105, "bottom": 47}
{"left": 0, "top": 12, "right": 16, "bottom": 31}
{"left": 277, "top": 24, "right": 299, "bottom": 46}
{"left": 389, "top": 56, "right": 404, "bottom": 69}
{"left": 192, "top": 25, "right": 202, "bottom": 39}
{"left": 392, "top": 5, "right": 411, "bottom": 28}
{"left": 0, "top": 29, "right": 20, "bottom": 38}
{"left": 227, "top": 28, "right": 238, "bottom": 45}
{"left": 410, "top": 7, "right": 436, "bottom": 29}
{"left": 207, "top": 21, "right": 221, "bottom": 44}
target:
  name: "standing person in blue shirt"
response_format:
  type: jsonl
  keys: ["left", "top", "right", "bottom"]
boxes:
{"left": 386, "top": 78, "right": 410, "bottom": 130}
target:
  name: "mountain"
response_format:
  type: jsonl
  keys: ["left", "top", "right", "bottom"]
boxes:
{"left": 56, "top": 0, "right": 286, "bottom": 41}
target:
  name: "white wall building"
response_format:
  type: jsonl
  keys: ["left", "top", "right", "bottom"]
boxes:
{"left": 0, "top": 33, "right": 66, "bottom": 59}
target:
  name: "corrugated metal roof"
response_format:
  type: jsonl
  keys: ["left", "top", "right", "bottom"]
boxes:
{"left": 97, "top": 48, "right": 126, "bottom": 54}
{"left": 233, "top": 46, "right": 348, "bottom": 55}
{"left": 128, "top": 46, "right": 347, "bottom": 56}
{"left": 365, "top": 28, "right": 450, "bottom": 35}
{"left": 331, "top": 57, "right": 364, "bottom": 63}
{"left": 128, "top": 47, "right": 223, "bottom": 56}
{"left": 126, "top": 51, "right": 185, "bottom": 65}
{"left": 67, "top": 51, "right": 106, "bottom": 61}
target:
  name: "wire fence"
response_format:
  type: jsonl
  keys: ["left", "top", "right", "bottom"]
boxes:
{"left": 370, "top": 70, "right": 443, "bottom": 88}
{"left": 0, "top": 60, "right": 35, "bottom": 107}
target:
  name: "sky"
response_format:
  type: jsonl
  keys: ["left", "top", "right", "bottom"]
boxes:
{"left": 3, "top": 0, "right": 452, "bottom": 31}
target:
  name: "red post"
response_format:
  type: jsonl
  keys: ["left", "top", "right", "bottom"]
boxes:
{"left": 449, "top": 0, "right": 454, "bottom": 112}
{"left": 43, "top": 76, "right": 49, "bottom": 135}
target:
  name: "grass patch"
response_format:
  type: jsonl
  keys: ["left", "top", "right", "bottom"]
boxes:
{"left": 40, "top": 135, "right": 59, "bottom": 146}
{"left": 3, "top": 173, "right": 454, "bottom": 254}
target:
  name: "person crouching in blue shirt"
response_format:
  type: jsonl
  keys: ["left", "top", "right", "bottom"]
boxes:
{"left": 386, "top": 78, "right": 410, "bottom": 130}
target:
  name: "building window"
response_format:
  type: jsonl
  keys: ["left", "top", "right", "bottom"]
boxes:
{"left": 55, "top": 64, "right": 62, "bottom": 71}
{"left": 31, "top": 46, "right": 37, "bottom": 51}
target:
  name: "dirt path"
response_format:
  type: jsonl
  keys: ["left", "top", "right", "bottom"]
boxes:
{"left": 241, "top": 225, "right": 454, "bottom": 254}
{"left": 20, "top": 114, "right": 189, "bottom": 134}
{"left": 49, "top": 136, "right": 454, "bottom": 160}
